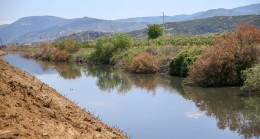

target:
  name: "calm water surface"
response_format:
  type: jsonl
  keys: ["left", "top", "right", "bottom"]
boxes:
{"left": 4, "top": 53, "right": 260, "bottom": 139}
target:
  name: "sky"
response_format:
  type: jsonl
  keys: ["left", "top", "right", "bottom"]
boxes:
{"left": 0, "top": 0, "right": 260, "bottom": 25}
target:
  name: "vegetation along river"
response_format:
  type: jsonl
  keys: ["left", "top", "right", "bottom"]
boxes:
{"left": 4, "top": 53, "right": 260, "bottom": 139}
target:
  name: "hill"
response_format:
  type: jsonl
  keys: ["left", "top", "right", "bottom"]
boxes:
{"left": 1, "top": 3, "right": 260, "bottom": 44}
{"left": 128, "top": 15, "right": 260, "bottom": 37}
{"left": 0, "top": 16, "right": 69, "bottom": 44}
{"left": 0, "top": 25, "right": 8, "bottom": 30}
{"left": 0, "top": 16, "right": 146, "bottom": 44}
{"left": 117, "top": 3, "right": 260, "bottom": 24}
{"left": 59, "top": 30, "right": 113, "bottom": 42}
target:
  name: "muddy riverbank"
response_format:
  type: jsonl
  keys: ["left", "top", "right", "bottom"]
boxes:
{"left": 0, "top": 50, "right": 128, "bottom": 139}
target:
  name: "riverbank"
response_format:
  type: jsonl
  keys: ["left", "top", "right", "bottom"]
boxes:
{"left": 0, "top": 50, "right": 7, "bottom": 56}
{"left": 5, "top": 23, "right": 260, "bottom": 90}
{"left": 0, "top": 50, "right": 128, "bottom": 139}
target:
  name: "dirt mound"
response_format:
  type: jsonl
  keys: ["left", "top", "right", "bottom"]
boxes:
{"left": 0, "top": 50, "right": 7, "bottom": 56}
{"left": 0, "top": 58, "right": 128, "bottom": 139}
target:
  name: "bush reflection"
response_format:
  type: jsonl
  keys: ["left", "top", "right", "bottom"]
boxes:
{"left": 40, "top": 62, "right": 259, "bottom": 139}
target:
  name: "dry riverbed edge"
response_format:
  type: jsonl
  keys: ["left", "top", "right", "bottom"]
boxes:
{"left": 0, "top": 50, "right": 128, "bottom": 139}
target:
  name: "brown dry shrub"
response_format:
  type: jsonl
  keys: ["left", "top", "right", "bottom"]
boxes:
{"left": 187, "top": 23, "right": 260, "bottom": 87}
{"left": 128, "top": 52, "right": 159, "bottom": 73}
{"left": 50, "top": 50, "right": 71, "bottom": 61}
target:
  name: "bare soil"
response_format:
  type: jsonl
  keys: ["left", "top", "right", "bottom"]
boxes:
{"left": 0, "top": 50, "right": 128, "bottom": 139}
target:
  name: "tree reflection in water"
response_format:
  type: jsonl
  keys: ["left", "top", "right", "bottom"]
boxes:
{"left": 38, "top": 61, "right": 82, "bottom": 80}
{"left": 82, "top": 65, "right": 178, "bottom": 95}
{"left": 183, "top": 87, "right": 260, "bottom": 139}
{"left": 82, "top": 65, "right": 260, "bottom": 138}
{"left": 36, "top": 61, "right": 260, "bottom": 138}
{"left": 82, "top": 66, "right": 132, "bottom": 94}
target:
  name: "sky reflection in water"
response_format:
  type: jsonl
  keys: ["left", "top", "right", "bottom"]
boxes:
{"left": 4, "top": 53, "right": 260, "bottom": 139}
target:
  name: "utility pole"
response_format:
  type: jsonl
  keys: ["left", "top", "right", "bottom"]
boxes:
{"left": 162, "top": 12, "right": 165, "bottom": 35}
{"left": 162, "top": 12, "right": 165, "bottom": 26}
{"left": 0, "top": 37, "right": 2, "bottom": 45}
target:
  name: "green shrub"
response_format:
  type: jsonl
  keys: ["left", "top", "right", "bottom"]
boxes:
{"left": 147, "top": 24, "right": 163, "bottom": 39}
{"left": 113, "top": 33, "right": 133, "bottom": 50}
{"left": 134, "top": 35, "right": 214, "bottom": 47}
{"left": 71, "top": 48, "right": 94, "bottom": 62}
{"left": 90, "top": 36, "right": 114, "bottom": 64}
{"left": 169, "top": 48, "right": 202, "bottom": 77}
{"left": 90, "top": 33, "right": 133, "bottom": 64}
{"left": 241, "top": 63, "right": 260, "bottom": 92}
{"left": 76, "top": 41, "right": 95, "bottom": 48}
{"left": 97, "top": 42, "right": 115, "bottom": 63}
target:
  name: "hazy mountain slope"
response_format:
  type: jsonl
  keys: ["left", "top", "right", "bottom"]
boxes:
{"left": 55, "top": 17, "right": 146, "bottom": 32}
{"left": 1, "top": 3, "right": 259, "bottom": 44}
{"left": 59, "top": 31, "right": 112, "bottom": 42}
{"left": 0, "top": 16, "right": 146, "bottom": 44}
{"left": 0, "top": 16, "right": 70, "bottom": 44}
{"left": 117, "top": 3, "right": 260, "bottom": 24}
{"left": 233, "top": 3, "right": 260, "bottom": 14}
{"left": 128, "top": 15, "right": 260, "bottom": 37}
{"left": 0, "top": 25, "right": 8, "bottom": 30}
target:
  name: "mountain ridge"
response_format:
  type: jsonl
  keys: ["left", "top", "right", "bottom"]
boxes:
{"left": 60, "top": 15, "right": 260, "bottom": 41}
{"left": 0, "top": 16, "right": 146, "bottom": 44}
{"left": 0, "top": 3, "right": 259, "bottom": 44}
{"left": 128, "top": 15, "right": 260, "bottom": 38}
{"left": 117, "top": 3, "right": 260, "bottom": 23}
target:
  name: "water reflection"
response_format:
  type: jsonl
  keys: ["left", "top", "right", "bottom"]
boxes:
{"left": 81, "top": 65, "right": 179, "bottom": 95}
{"left": 55, "top": 62, "right": 260, "bottom": 139}
{"left": 83, "top": 66, "right": 132, "bottom": 93}
{"left": 30, "top": 57, "right": 179, "bottom": 95}
{"left": 38, "top": 61, "right": 82, "bottom": 80}
{"left": 37, "top": 59, "right": 260, "bottom": 139}
{"left": 4, "top": 53, "right": 260, "bottom": 139}
{"left": 184, "top": 87, "right": 260, "bottom": 139}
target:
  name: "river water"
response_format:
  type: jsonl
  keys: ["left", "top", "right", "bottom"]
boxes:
{"left": 4, "top": 53, "right": 260, "bottom": 139}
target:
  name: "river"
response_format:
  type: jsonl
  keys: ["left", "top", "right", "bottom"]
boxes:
{"left": 4, "top": 53, "right": 260, "bottom": 139}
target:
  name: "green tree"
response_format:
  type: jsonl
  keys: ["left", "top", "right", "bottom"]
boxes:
{"left": 147, "top": 24, "right": 163, "bottom": 39}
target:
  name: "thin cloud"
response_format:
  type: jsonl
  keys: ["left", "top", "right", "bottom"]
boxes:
{"left": 186, "top": 111, "right": 205, "bottom": 119}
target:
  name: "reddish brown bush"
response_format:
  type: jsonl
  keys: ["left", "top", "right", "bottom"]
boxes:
{"left": 50, "top": 50, "right": 71, "bottom": 61}
{"left": 233, "top": 23, "right": 260, "bottom": 71}
{"left": 187, "top": 23, "right": 260, "bottom": 87}
{"left": 128, "top": 52, "right": 159, "bottom": 73}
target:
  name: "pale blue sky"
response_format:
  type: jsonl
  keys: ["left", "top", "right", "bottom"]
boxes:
{"left": 0, "top": 0, "right": 260, "bottom": 24}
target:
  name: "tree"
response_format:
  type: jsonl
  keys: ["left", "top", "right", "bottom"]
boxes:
{"left": 147, "top": 24, "right": 163, "bottom": 39}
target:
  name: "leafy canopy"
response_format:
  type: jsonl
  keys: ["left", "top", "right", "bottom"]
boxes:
{"left": 147, "top": 24, "right": 163, "bottom": 39}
